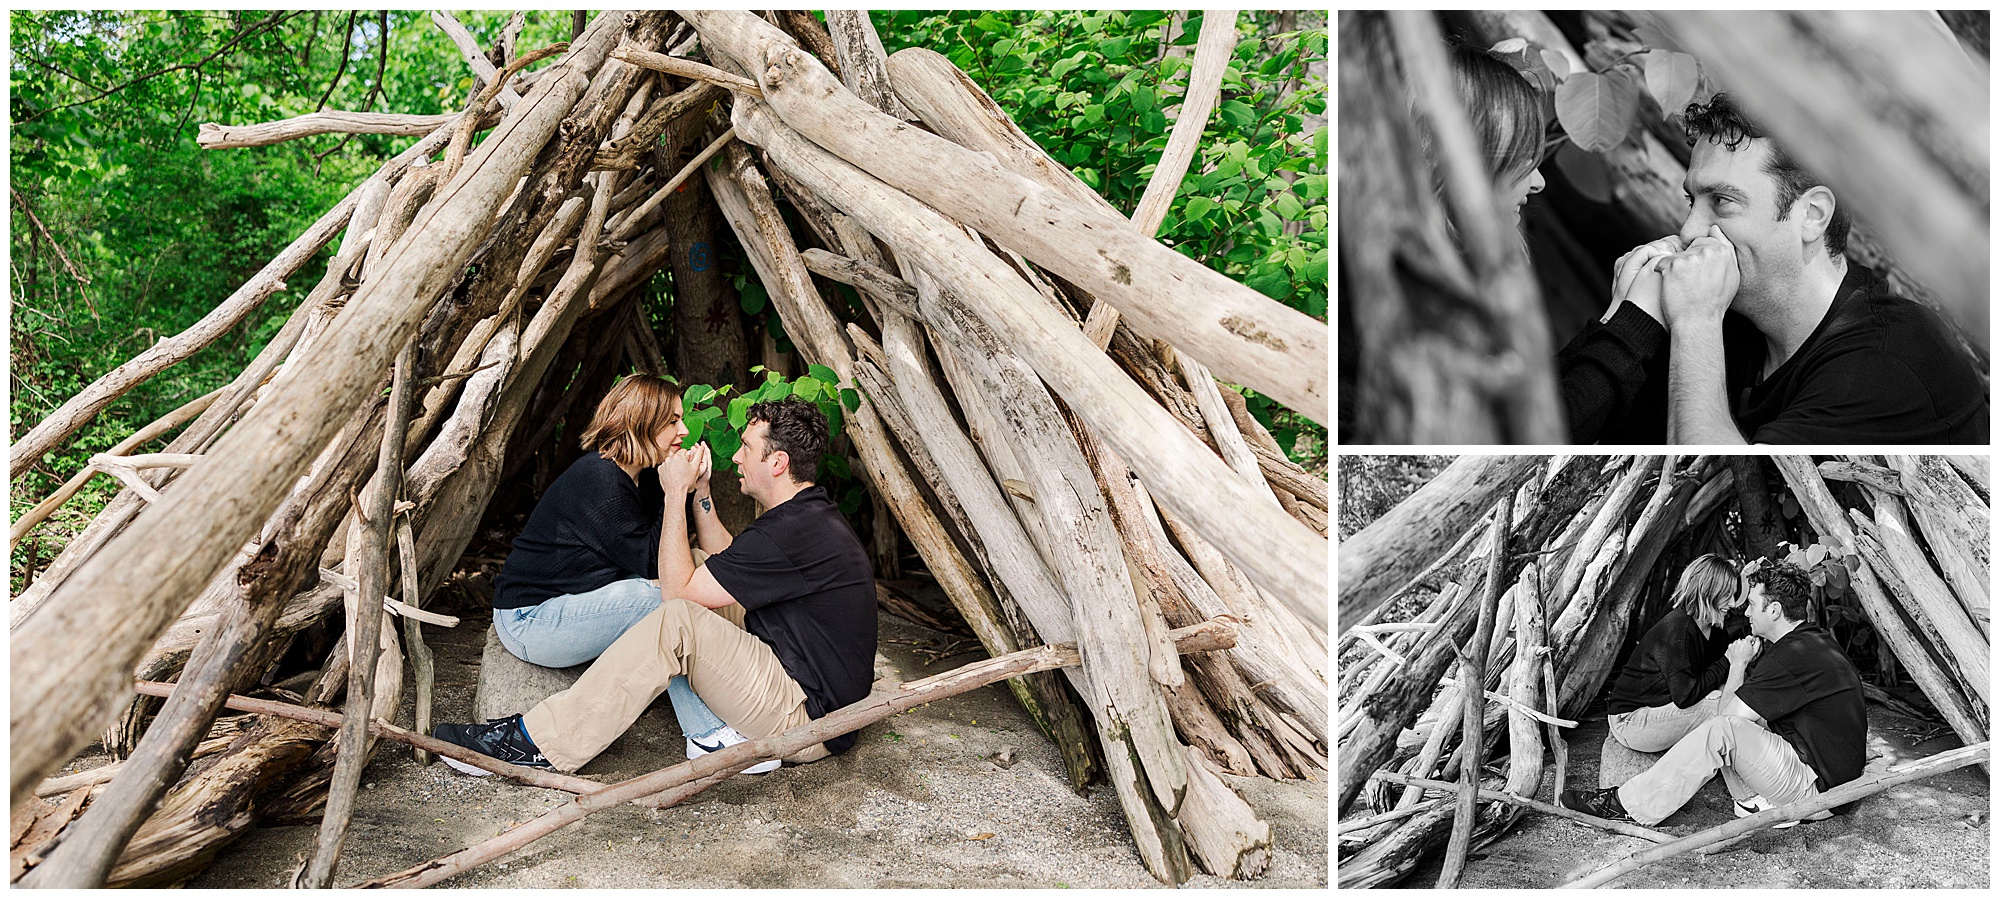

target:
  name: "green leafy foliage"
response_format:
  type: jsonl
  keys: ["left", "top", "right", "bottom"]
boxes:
{"left": 1489, "top": 30, "right": 1708, "bottom": 168}
{"left": 677, "top": 367, "right": 860, "bottom": 483}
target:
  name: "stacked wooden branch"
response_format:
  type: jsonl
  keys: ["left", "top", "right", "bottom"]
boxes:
{"left": 1336, "top": 454, "right": 1990, "bottom": 887}
{"left": 10, "top": 11, "right": 1327, "bottom": 889}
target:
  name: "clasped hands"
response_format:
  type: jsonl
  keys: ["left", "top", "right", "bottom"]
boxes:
{"left": 657, "top": 442, "right": 713, "bottom": 495}
{"left": 1725, "top": 634, "right": 1762, "bottom": 669}
{"left": 1609, "top": 225, "right": 1742, "bottom": 328}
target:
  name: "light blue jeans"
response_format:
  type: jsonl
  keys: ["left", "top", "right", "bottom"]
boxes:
{"left": 492, "top": 577, "right": 727, "bottom": 740}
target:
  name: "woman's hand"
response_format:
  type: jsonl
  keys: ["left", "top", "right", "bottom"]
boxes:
{"left": 693, "top": 442, "right": 713, "bottom": 489}
{"left": 1606, "top": 235, "right": 1685, "bottom": 323}
{"left": 657, "top": 445, "right": 703, "bottom": 496}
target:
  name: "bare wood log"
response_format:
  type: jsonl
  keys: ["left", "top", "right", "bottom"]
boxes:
{"left": 593, "top": 80, "right": 724, "bottom": 170}
{"left": 1501, "top": 561, "right": 1546, "bottom": 824}
{"left": 728, "top": 96, "right": 1327, "bottom": 633}
{"left": 431, "top": 10, "right": 522, "bottom": 109}
{"left": 357, "top": 618, "right": 1238, "bottom": 889}
{"left": 903, "top": 265, "right": 1194, "bottom": 855}
{"left": 1850, "top": 506, "right": 1988, "bottom": 708}
{"left": 9, "top": 12, "right": 632, "bottom": 809}
{"left": 9, "top": 386, "right": 221, "bottom": 549}
{"left": 395, "top": 518, "right": 435, "bottom": 767}
{"left": 609, "top": 127, "right": 736, "bottom": 243}
{"left": 1563, "top": 742, "right": 1990, "bottom": 889}
{"left": 1338, "top": 797, "right": 1451, "bottom": 837}
{"left": 1338, "top": 455, "right": 1540, "bottom": 632}
{"left": 1888, "top": 454, "right": 1990, "bottom": 627}
{"left": 302, "top": 341, "right": 412, "bottom": 887}
{"left": 686, "top": 12, "right": 1327, "bottom": 422}
{"left": 1771, "top": 455, "right": 1988, "bottom": 751}
{"left": 1177, "top": 746, "right": 1272, "bottom": 880}
{"left": 1655, "top": 11, "right": 1987, "bottom": 337}
{"left": 1944, "top": 455, "right": 1989, "bottom": 494}
{"left": 1438, "top": 493, "right": 1511, "bottom": 888}
{"left": 198, "top": 110, "right": 470, "bottom": 149}
{"left": 1817, "top": 458, "right": 1904, "bottom": 495}
{"left": 612, "top": 46, "right": 762, "bottom": 97}
{"left": 1369, "top": 770, "right": 1674, "bottom": 844}
{"left": 800, "top": 248, "right": 920, "bottom": 318}
{"left": 771, "top": 9, "right": 843, "bottom": 80}
{"left": 825, "top": 9, "right": 914, "bottom": 120}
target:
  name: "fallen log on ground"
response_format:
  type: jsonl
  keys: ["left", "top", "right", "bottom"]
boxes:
{"left": 1562, "top": 741, "right": 1991, "bottom": 889}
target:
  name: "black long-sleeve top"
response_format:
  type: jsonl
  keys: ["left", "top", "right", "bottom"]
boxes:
{"left": 1606, "top": 609, "right": 1731, "bottom": 715}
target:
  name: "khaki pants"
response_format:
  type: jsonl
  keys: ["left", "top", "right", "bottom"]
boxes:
{"left": 1608, "top": 690, "right": 1722, "bottom": 753}
{"left": 521, "top": 598, "right": 827, "bottom": 772}
{"left": 1615, "top": 715, "right": 1821, "bottom": 826}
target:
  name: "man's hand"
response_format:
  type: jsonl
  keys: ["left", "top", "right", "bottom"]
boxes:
{"left": 1725, "top": 635, "right": 1762, "bottom": 669}
{"left": 1659, "top": 225, "right": 1740, "bottom": 329}
{"left": 657, "top": 445, "right": 703, "bottom": 496}
{"left": 1607, "top": 235, "right": 1684, "bottom": 323}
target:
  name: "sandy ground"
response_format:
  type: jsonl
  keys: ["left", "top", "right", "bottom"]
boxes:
{"left": 174, "top": 609, "right": 1326, "bottom": 888}
{"left": 1368, "top": 702, "right": 1987, "bottom": 889}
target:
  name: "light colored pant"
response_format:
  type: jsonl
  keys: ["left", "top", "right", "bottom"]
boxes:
{"left": 1608, "top": 690, "right": 1722, "bottom": 753}
{"left": 492, "top": 577, "right": 727, "bottom": 741}
{"left": 521, "top": 597, "right": 827, "bottom": 772}
{"left": 1616, "top": 715, "right": 1822, "bottom": 826}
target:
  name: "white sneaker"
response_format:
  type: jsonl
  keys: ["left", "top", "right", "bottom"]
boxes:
{"left": 1734, "top": 794, "right": 1827, "bottom": 829}
{"left": 686, "top": 724, "right": 781, "bottom": 774}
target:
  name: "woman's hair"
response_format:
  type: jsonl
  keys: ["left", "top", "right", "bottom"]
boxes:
{"left": 579, "top": 373, "right": 683, "bottom": 469}
{"left": 1448, "top": 43, "right": 1547, "bottom": 185}
{"left": 1670, "top": 553, "right": 1740, "bottom": 624}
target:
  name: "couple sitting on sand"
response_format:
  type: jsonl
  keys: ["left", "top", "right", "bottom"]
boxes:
{"left": 1561, "top": 554, "right": 1865, "bottom": 827}
{"left": 431, "top": 374, "right": 876, "bottom": 775}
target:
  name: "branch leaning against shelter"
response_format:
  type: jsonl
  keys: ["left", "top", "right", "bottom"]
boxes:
{"left": 9, "top": 10, "right": 1328, "bottom": 888}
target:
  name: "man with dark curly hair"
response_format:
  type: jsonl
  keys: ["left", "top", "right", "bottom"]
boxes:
{"left": 1558, "top": 92, "right": 1986, "bottom": 444}
{"left": 434, "top": 396, "right": 878, "bottom": 774}
{"left": 1560, "top": 559, "right": 1866, "bottom": 827}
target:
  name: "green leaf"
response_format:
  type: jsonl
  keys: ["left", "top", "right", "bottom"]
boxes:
{"left": 728, "top": 396, "right": 751, "bottom": 430}
{"left": 1184, "top": 195, "right": 1216, "bottom": 221}
{"left": 807, "top": 363, "right": 840, "bottom": 385}
{"left": 1554, "top": 69, "right": 1641, "bottom": 153}
{"left": 738, "top": 280, "right": 768, "bottom": 315}
{"left": 685, "top": 383, "right": 715, "bottom": 406}
{"left": 824, "top": 454, "right": 851, "bottom": 480}
{"left": 839, "top": 387, "right": 861, "bottom": 411}
{"left": 1641, "top": 49, "right": 1700, "bottom": 117}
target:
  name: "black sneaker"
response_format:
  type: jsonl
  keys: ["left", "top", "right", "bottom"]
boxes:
{"left": 432, "top": 714, "right": 551, "bottom": 774}
{"left": 1558, "top": 787, "right": 1633, "bottom": 822}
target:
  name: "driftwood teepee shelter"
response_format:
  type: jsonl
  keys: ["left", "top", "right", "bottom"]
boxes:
{"left": 1337, "top": 454, "right": 1990, "bottom": 887}
{"left": 9, "top": 11, "right": 1329, "bottom": 888}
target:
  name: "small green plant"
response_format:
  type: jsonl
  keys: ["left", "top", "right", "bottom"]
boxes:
{"left": 679, "top": 364, "right": 866, "bottom": 511}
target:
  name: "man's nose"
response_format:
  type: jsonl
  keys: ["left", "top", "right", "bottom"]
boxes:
{"left": 1677, "top": 208, "right": 1709, "bottom": 246}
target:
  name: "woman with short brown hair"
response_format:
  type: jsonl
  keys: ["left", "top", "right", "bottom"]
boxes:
{"left": 490, "top": 373, "right": 692, "bottom": 668}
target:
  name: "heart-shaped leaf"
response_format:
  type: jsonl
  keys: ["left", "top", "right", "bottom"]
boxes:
{"left": 1555, "top": 70, "right": 1640, "bottom": 153}
{"left": 1642, "top": 50, "right": 1700, "bottom": 117}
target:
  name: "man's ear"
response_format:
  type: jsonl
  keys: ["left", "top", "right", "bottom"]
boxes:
{"left": 1795, "top": 185, "right": 1837, "bottom": 247}
{"left": 769, "top": 449, "right": 791, "bottom": 481}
